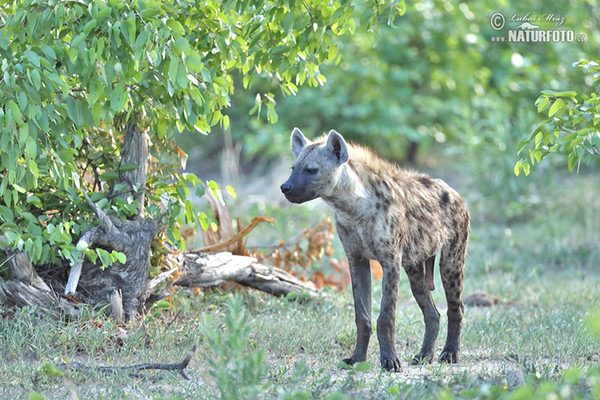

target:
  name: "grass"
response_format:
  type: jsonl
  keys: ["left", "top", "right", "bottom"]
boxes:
{"left": 1, "top": 169, "right": 600, "bottom": 399}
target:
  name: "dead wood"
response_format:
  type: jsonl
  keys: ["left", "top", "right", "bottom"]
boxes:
{"left": 175, "top": 252, "right": 323, "bottom": 299}
{"left": 64, "top": 124, "right": 157, "bottom": 320}
{"left": 0, "top": 237, "right": 51, "bottom": 292}
{"left": 194, "top": 216, "right": 275, "bottom": 253}
{"left": 0, "top": 280, "right": 80, "bottom": 317}
{"left": 63, "top": 345, "right": 196, "bottom": 380}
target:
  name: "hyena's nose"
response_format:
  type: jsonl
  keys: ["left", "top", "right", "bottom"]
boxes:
{"left": 280, "top": 182, "right": 293, "bottom": 194}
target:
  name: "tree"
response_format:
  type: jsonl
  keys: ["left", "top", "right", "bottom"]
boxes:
{"left": 515, "top": 59, "right": 600, "bottom": 176}
{"left": 0, "top": 0, "right": 404, "bottom": 318}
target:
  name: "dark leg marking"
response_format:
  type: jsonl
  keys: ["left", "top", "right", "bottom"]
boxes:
{"left": 425, "top": 255, "right": 435, "bottom": 291}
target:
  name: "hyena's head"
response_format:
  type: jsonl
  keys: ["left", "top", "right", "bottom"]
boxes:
{"left": 280, "top": 128, "right": 349, "bottom": 204}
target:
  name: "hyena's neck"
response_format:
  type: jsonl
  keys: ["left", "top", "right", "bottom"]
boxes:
{"left": 322, "top": 161, "right": 377, "bottom": 221}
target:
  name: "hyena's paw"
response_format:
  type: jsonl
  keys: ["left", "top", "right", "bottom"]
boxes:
{"left": 341, "top": 356, "right": 365, "bottom": 366}
{"left": 439, "top": 347, "right": 460, "bottom": 364}
{"left": 380, "top": 351, "right": 402, "bottom": 372}
{"left": 410, "top": 352, "right": 434, "bottom": 366}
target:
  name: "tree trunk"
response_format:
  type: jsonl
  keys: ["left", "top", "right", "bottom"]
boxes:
{"left": 71, "top": 123, "right": 157, "bottom": 319}
{"left": 76, "top": 217, "right": 158, "bottom": 318}
{"left": 117, "top": 123, "right": 148, "bottom": 216}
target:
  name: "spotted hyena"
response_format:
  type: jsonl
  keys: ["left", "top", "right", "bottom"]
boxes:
{"left": 280, "top": 128, "right": 470, "bottom": 372}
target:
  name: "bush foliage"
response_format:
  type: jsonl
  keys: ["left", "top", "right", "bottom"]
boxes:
{"left": 0, "top": 0, "right": 402, "bottom": 270}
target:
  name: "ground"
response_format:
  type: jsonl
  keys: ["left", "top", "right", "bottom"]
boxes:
{"left": 0, "top": 169, "right": 599, "bottom": 399}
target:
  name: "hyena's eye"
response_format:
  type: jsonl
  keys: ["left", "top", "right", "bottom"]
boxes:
{"left": 305, "top": 167, "right": 318, "bottom": 174}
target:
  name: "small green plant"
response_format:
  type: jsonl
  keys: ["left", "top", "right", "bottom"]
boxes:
{"left": 203, "top": 294, "right": 267, "bottom": 400}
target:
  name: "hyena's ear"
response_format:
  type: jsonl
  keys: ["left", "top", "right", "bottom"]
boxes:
{"left": 326, "top": 129, "right": 349, "bottom": 165}
{"left": 291, "top": 127, "right": 310, "bottom": 158}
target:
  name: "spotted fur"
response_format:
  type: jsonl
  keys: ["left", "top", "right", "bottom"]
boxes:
{"left": 281, "top": 128, "right": 470, "bottom": 372}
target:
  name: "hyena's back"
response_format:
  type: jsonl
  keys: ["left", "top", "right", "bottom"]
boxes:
{"left": 334, "top": 147, "right": 470, "bottom": 269}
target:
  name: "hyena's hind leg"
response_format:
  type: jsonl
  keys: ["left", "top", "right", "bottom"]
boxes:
{"left": 439, "top": 230, "right": 468, "bottom": 363}
{"left": 405, "top": 259, "right": 440, "bottom": 365}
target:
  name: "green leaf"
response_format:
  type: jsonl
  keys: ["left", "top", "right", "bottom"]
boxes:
{"left": 154, "top": 300, "right": 172, "bottom": 310}
{"left": 23, "top": 50, "right": 40, "bottom": 67}
{"left": 174, "top": 37, "right": 191, "bottom": 55}
{"left": 548, "top": 98, "right": 564, "bottom": 117}
{"left": 99, "top": 171, "right": 119, "bottom": 181}
{"left": 8, "top": 100, "right": 23, "bottom": 125}
{"left": 28, "top": 392, "right": 46, "bottom": 400}
{"left": 169, "top": 58, "right": 181, "bottom": 88}
{"left": 13, "top": 184, "right": 26, "bottom": 193}
{"left": 119, "top": 163, "right": 139, "bottom": 172}
{"left": 166, "top": 19, "right": 185, "bottom": 35}
{"left": 39, "top": 363, "right": 63, "bottom": 377}
{"left": 83, "top": 19, "right": 97, "bottom": 35}
{"left": 30, "top": 69, "right": 41, "bottom": 90}
{"left": 0, "top": 205, "right": 13, "bottom": 223}
{"left": 186, "top": 51, "right": 203, "bottom": 73}
{"left": 26, "top": 195, "right": 42, "bottom": 208}
{"left": 540, "top": 90, "right": 577, "bottom": 97}
{"left": 355, "top": 361, "right": 370, "bottom": 372}
{"left": 126, "top": 16, "right": 136, "bottom": 45}
{"left": 96, "top": 248, "right": 111, "bottom": 268}
{"left": 39, "top": 44, "right": 56, "bottom": 61}
{"left": 95, "top": 7, "right": 111, "bottom": 25}
{"left": 396, "top": 0, "right": 406, "bottom": 16}
{"left": 113, "top": 251, "right": 126, "bottom": 264}
{"left": 535, "top": 96, "right": 550, "bottom": 113}
{"left": 568, "top": 152, "right": 577, "bottom": 171}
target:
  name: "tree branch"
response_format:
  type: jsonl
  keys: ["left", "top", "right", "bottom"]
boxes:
{"left": 84, "top": 192, "right": 115, "bottom": 234}
{"left": 63, "top": 345, "right": 196, "bottom": 380}
{"left": 193, "top": 216, "right": 275, "bottom": 253}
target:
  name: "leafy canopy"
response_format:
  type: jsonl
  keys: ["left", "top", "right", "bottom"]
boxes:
{"left": 0, "top": 0, "right": 405, "bottom": 268}
{"left": 515, "top": 60, "right": 600, "bottom": 176}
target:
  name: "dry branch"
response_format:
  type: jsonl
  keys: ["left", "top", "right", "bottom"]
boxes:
{"left": 176, "top": 252, "right": 323, "bottom": 299}
{"left": 194, "top": 216, "right": 275, "bottom": 253}
{"left": 63, "top": 345, "right": 196, "bottom": 380}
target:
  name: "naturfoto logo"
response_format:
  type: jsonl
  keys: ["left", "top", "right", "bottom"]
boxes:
{"left": 490, "top": 12, "right": 586, "bottom": 43}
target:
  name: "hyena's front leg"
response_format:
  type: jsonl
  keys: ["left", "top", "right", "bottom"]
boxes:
{"left": 377, "top": 256, "right": 402, "bottom": 372}
{"left": 343, "top": 253, "right": 372, "bottom": 365}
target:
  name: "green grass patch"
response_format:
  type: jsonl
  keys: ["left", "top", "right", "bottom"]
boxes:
{"left": 1, "top": 171, "right": 599, "bottom": 399}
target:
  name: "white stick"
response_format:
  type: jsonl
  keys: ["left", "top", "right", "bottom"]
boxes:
{"left": 64, "top": 229, "right": 96, "bottom": 295}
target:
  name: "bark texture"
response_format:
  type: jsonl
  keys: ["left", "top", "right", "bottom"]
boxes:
{"left": 175, "top": 252, "right": 322, "bottom": 299}
{"left": 77, "top": 218, "right": 158, "bottom": 318}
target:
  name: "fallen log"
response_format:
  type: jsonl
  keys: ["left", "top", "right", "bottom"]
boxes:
{"left": 175, "top": 252, "right": 323, "bottom": 299}
{"left": 0, "top": 280, "right": 80, "bottom": 318}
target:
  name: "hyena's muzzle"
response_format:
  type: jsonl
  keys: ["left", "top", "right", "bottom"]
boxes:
{"left": 280, "top": 169, "right": 320, "bottom": 204}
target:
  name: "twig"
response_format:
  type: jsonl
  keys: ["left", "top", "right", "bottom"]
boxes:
{"left": 193, "top": 216, "right": 275, "bottom": 253}
{"left": 63, "top": 345, "right": 196, "bottom": 380}
{"left": 161, "top": 309, "right": 182, "bottom": 338}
